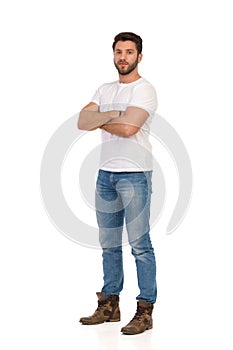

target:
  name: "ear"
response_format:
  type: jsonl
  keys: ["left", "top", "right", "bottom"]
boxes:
{"left": 138, "top": 53, "right": 143, "bottom": 63}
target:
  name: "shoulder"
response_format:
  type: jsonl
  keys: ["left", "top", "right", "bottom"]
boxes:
{"left": 133, "top": 78, "right": 157, "bottom": 100}
{"left": 135, "top": 78, "right": 156, "bottom": 91}
{"left": 128, "top": 78, "right": 158, "bottom": 114}
{"left": 97, "top": 80, "right": 119, "bottom": 92}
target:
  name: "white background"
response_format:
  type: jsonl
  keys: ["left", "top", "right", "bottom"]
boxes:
{"left": 1, "top": 0, "right": 233, "bottom": 349}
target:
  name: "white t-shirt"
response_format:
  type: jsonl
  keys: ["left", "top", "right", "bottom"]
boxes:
{"left": 91, "top": 77, "right": 158, "bottom": 172}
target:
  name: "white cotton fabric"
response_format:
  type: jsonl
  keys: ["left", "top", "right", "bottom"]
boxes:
{"left": 91, "top": 77, "right": 158, "bottom": 171}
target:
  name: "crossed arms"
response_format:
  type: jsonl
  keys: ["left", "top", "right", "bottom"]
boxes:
{"left": 77, "top": 102, "right": 148, "bottom": 137}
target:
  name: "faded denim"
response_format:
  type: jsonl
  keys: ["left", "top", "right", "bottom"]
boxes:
{"left": 95, "top": 170, "right": 157, "bottom": 304}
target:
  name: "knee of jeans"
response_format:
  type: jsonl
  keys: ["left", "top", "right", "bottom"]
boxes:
{"left": 130, "top": 233, "right": 154, "bottom": 256}
{"left": 99, "top": 228, "right": 123, "bottom": 249}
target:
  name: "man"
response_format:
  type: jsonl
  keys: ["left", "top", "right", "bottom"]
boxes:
{"left": 78, "top": 32, "right": 157, "bottom": 335}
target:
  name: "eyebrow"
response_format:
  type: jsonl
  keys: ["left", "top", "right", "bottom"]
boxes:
{"left": 114, "top": 48, "right": 135, "bottom": 52}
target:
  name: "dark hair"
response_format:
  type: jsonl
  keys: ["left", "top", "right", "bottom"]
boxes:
{"left": 112, "top": 32, "right": 143, "bottom": 54}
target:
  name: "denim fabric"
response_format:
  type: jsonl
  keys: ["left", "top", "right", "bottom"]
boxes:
{"left": 95, "top": 170, "right": 157, "bottom": 304}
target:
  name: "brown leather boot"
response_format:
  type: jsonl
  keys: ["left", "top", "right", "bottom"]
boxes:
{"left": 79, "top": 292, "right": 120, "bottom": 325}
{"left": 121, "top": 300, "right": 153, "bottom": 335}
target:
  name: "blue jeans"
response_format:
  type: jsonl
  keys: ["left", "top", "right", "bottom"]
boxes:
{"left": 95, "top": 170, "right": 157, "bottom": 304}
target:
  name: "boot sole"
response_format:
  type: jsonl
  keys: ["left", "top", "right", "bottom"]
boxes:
{"left": 106, "top": 318, "right": 121, "bottom": 322}
{"left": 80, "top": 318, "right": 120, "bottom": 325}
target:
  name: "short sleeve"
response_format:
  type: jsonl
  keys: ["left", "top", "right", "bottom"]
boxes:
{"left": 91, "top": 87, "right": 101, "bottom": 105}
{"left": 128, "top": 82, "right": 158, "bottom": 116}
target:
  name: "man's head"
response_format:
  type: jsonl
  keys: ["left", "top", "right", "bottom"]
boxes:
{"left": 113, "top": 32, "right": 143, "bottom": 77}
{"left": 112, "top": 32, "right": 143, "bottom": 54}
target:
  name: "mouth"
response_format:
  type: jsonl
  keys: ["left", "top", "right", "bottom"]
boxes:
{"left": 118, "top": 61, "right": 128, "bottom": 67}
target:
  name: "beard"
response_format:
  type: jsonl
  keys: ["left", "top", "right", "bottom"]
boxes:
{"left": 114, "top": 57, "right": 139, "bottom": 76}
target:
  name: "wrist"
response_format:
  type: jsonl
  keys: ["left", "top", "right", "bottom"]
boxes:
{"left": 109, "top": 110, "right": 121, "bottom": 119}
{"left": 116, "top": 110, "right": 122, "bottom": 118}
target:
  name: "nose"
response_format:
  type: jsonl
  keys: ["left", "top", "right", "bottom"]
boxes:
{"left": 119, "top": 52, "right": 126, "bottom": 60}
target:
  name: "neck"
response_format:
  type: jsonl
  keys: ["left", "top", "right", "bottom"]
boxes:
{"left": 119, "top": 71, "right": 141, "bottom": 84}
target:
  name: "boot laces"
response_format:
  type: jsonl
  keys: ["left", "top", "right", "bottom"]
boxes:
{"left": 131, "top": 305, "right": 145, "bottom": 321}
{"left": 96, "top": 299, "right": 107, "bottom": 312}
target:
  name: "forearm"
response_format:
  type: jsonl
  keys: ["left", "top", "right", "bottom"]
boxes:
{"left": 78, "top": 109, "right": 119, "bottom": 131}
{"left": 100, "top": 111, "right": 141, "bottom": 137}
{"left": 101, "top": 121, "right": 139, "bottom": 137}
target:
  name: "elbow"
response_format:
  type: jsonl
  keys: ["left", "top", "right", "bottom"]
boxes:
{"left": 122, "top": 125, "right": 140, "bottom": 137}
{"left": 77, "top": 120, "right": 84, "bottom": 130}
{"left": 77, "top": 112, "right": 85, "bottom": 130}
{"left": 77, "top": 115, "right": 97, "bottom": 131}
